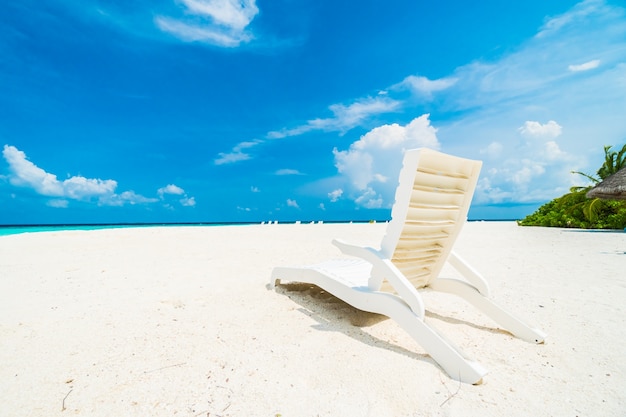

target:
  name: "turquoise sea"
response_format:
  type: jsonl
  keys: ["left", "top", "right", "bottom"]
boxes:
{"left": 0, "top": 221, "right": 353, "bottom": 237}
{"left": 0, "top": 223, "right": 238, "bottom": 237}
{"left": 0, "top": 224, "right": 144, "bottom": 237}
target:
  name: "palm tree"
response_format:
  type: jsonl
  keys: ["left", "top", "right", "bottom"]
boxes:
{"left": 572, "top": 144, "right": 626, "bottom": 187}
{"left": 598, "top": 144, "right": 626, "bottom": 178}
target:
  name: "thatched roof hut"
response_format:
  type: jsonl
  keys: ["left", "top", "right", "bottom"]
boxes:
{"left": 586, "top": 167, "right": 626, "bottom": 200}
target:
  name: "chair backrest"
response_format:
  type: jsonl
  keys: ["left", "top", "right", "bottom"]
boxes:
{"left": 380, "top": 148, "right": 482, "bottom": 289}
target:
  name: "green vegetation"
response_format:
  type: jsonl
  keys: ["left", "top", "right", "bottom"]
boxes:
{"left": 518, "top": 144, "right": 626, "bottom": 229}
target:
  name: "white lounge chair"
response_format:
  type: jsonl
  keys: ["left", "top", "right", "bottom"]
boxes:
{"left": 270, "top": 148, "right": 546, "bottom": 384}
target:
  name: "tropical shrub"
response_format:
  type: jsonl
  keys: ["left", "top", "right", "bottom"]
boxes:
{"left": 518, "top": 144, "right": 626, "bottom": 229}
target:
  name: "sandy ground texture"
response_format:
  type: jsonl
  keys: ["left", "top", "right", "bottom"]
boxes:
{"left": 0, "top": 221, "right": 625, "bottom": 417}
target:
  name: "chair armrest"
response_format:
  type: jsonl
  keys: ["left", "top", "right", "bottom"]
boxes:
{"left": 332, "top": 239, "right": 383, "bottom": 265}
{"left": 332, "top": 239, "right": 425, "bottom": 318}
{"left": 447, "top": 251, "right": 491, "bottom": 296}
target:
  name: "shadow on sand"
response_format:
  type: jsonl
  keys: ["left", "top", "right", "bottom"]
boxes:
{"left": 273, "top": 282, "right": 509, "bottom": 367}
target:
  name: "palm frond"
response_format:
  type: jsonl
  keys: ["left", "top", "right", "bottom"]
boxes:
{"left": 615, "top": 144, "right": 626, "bottom": 171}
{"left": 571, "top": 170, "right": 599, "bottom": 184}
{"left": 597, "top": 144, "right": 626, "bottom": 179}
{"left": 570, "top": 185, "right": 591, "bottom": 193}
{"left": 582, "top": 198, "right": 603, "bottom": 222}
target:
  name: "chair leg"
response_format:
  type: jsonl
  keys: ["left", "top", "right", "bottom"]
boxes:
{"left": 382, "top": 298, "right": 488, "bottom": 384}
{"left": 430, "top": 278, "right": 547, "bottom": 344}
{"left": 271, "top": 269, "right": 488, "bottom": 384}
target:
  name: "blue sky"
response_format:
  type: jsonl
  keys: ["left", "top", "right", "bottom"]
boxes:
{"left": 1, "top": 0, "right": 625, "bottom": 224}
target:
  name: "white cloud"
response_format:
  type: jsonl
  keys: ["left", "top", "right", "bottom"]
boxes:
{"left": 480, "top": 142, "right": 503, "bottom": 158}
{"left": 63, "top": 176, "right": 118, "bottom": 199}
{"left": 267, "top": 96, "right": 401, "bottom": 139}
{"left": 3, "top": 145, "right": 116, "bottom": 199}
{"left": 250, "top": 186, "right": 260, "bottom": 192}
{"left": 158, "top": 184, "right": 185, "bottom": 197}
{"left": 181, "top": 0, "right": 258, "bottom": 30}
{"left": 93, "top": 190, "right": 158, "bottom": 207}
{"left": 214, "top": 151, "right": 251, "bottom": 165}
{"left": 180, "top": 196, "right": 196, "bottom": 207}
{"left": 286, "top": 198, "right": 299, "bottom": 208}
{"left": 214, "top": 140, "right": 261, "bottom": 165}
{"left": 328, "top": 188, "right": 343, "bottom": 202}
{"left": 472, "top": 128, "right": 578, "bottom": 206}
{"left": 535, "top": 0, "right": 604, "bottom": 38}
{"left": 354, "top": 188, "right": 383, "bottom": 209}
{"left": 2, "top": 145, "right": 182, "bottom": 208}
{"left": 157, "top": 183, "right": 196, "bottom": 207}
{"left": 275, "top": 169, "right": 303, "bottom": 176}
{"left": 568, "top": 59, "right": 600, "bottom": 72}
{"left": 397, "top": 75, "right": 458, "bottom": 97}
{"left": 155, "top": 18, "right": 251, "bottom": 47}
{"left": 216, "top": 96, "right": 401, "bottom": 165}
{"left": 332, "top": 114, "right": 440, "bottom": 208}
{"left": 116, "top": 191, "right": 159, "bottom": 205}
{"left": 474, "top": 177, "right": 513, "bottom": 204}
{"left": 511, "top": 161, "right": 546, "bottom": 186}
{"left": 544, "top": 141, "right": 567, "bottom": 160}
{"left": 325, "top": 97, "right": 402, "bottom": 131}
{"left": 518, "top": 120, "right": 563, "bottom": 139}
{"left": 3, "top": 144, "right": 66, "bottom": 196}
{"left": 155, "top": 0, "right": 258, "bottom": 47}
{"left": 47, "top": 199, "right": 69, "bottom": 208}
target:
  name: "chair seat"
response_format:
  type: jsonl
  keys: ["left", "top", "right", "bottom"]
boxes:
{"left": 310, "top": 259, "right": 372, "bottom": 289}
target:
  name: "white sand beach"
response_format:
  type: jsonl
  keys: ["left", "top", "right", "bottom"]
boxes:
{"left": 1, "top": 222, "right": 625, "bottom": 416}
